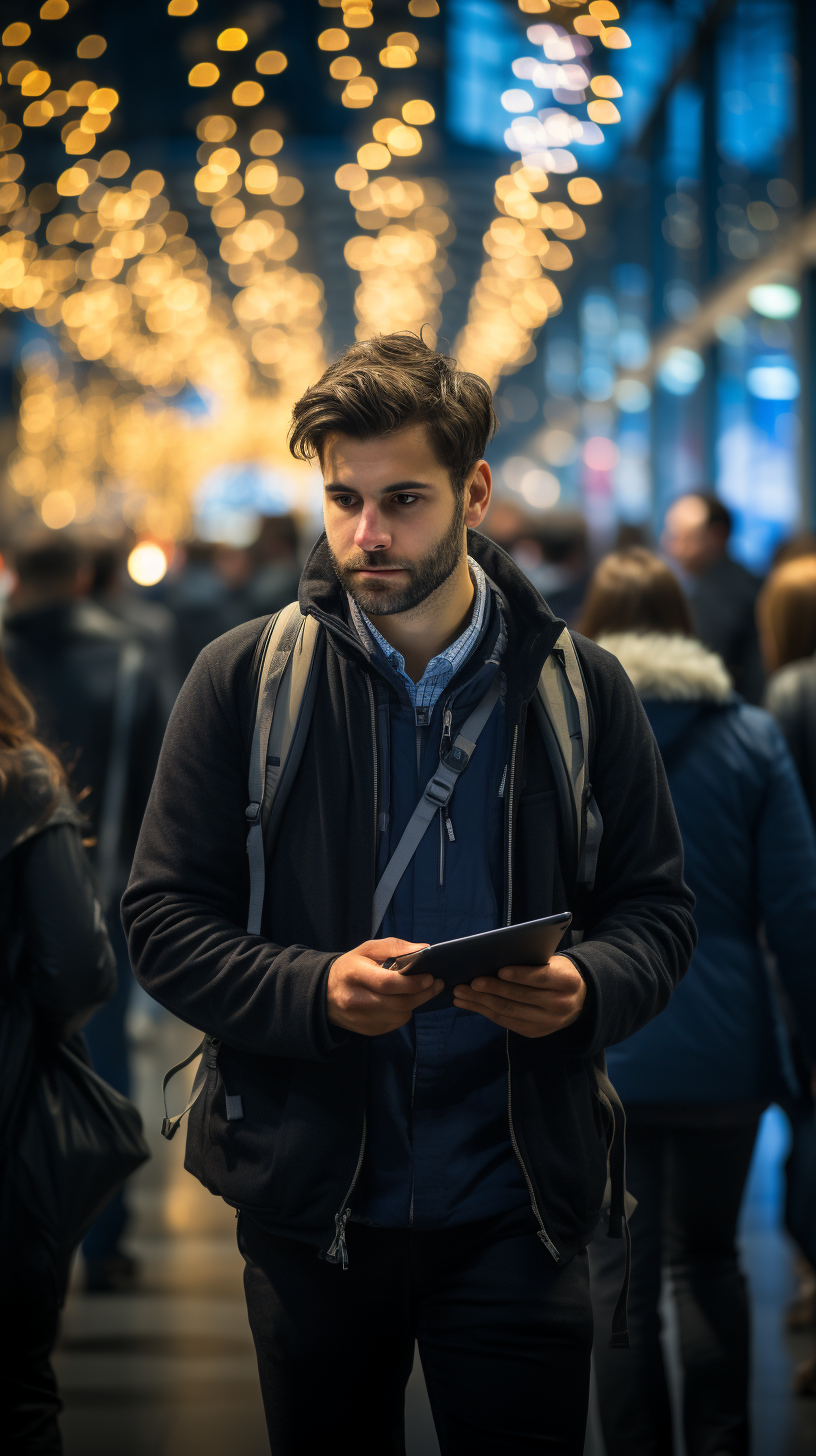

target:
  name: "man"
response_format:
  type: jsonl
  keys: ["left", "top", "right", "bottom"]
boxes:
{"left": 124, "top": 334, "right": 695, "bottom": 1455}
{"left": 4, "top": 530, "right": 166, "bottom": 1290}
{"left": 661, "top": 491, "right": 764, "bottom": 703}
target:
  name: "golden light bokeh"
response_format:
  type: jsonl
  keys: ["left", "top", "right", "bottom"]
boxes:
{"left": 0, "top": 0, "right": 624, "bottom": 539}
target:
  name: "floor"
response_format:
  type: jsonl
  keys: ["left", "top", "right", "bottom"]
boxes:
{"left": 54, "top": 1011, "right": 816, "bottom": 1456}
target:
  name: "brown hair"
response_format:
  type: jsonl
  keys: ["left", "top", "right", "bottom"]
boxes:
{"left": 757, "top": 555, "right": 816, "bottom": 671}
{"left": 579, "top": 547, "right": 695, "bottom": 640}
{"left": 0, "top": 645, "right": 64, "bottom": 798}
{"left": 289, "top": 333, "right": 497, "bottom": 497}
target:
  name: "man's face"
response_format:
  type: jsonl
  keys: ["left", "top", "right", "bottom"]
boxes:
{"left": 322, "top": 423, "right": 489, "bottom": 616}
{"left": 661, "top": 495, "right": 724, "bottom": 576}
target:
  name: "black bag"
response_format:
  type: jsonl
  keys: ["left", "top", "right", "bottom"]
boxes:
{"left": 1, "top": 949, "right": 149, "bottom": 1264}
{"left": 0, "top": 765, "right": 150, "bottom": 1260}
{"left": 10, "top": 1018, "right": 150, "bottom": 1261}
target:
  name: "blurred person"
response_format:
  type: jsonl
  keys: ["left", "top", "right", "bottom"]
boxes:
{"left": 0, "top": 646, "right": 116, "bottom": 1451}
{"left": 90, "top": 533, "right": 180, "bottom": 713}
{"left": 662, "top": 490, "right": 764, "bottom": 703}
{"left": 481, "top": 498, "right": 531, "bottom": 551}
{"left": 3, "top": 531, "right": 165, "bottom": 1291}
{"left": 771, "top": 531, "right": 816, "bottom": 568}
{"left": 758, "top": 555, "right": 816, "bottom": 822}
{"left": 243, "top": 513, "right": 303, "bottom": 618}
{"left": 163, "top": 539, "right": 245, "bottom": 680}
{"left": 124, "top": 334, "right": 695, "bottom": 1456}
{"left": 529, "top": 511, "right": 591, "bottom": 625}
{"left": 757, "top": 554, "right": 816, "bottom": 1397}
{"left": 580, "top": 547, "right": 816, "bottom": 1456}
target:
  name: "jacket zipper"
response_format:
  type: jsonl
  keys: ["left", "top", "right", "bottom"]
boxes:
{"left": 324, "top": 1113, "right": 367, "bottom": 1269}
{"left": 503, "top": 719, "right": 561, "bottom": 1264}
{"left": 325, "top": 674, "right": 380, "bottom": 1270}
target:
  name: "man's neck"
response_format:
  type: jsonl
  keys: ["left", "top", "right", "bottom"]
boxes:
{"left": 366, "top": 552, "right": 475, "bottom": 683}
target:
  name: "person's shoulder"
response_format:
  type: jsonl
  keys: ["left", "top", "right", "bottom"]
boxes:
{"left": 194, "top": 613, "right": 276, "bottom": 691}
{"left": 765, "top": 656, "right": 816, "bottom": 709}
{"left": 721, "top": 699, "right": 789, "bottom": 769}
{"left": 570, "top": 630, "right": 636, "bottom": 697}
{"left": 719, "top": 555, "right": 762, "bottom": 596}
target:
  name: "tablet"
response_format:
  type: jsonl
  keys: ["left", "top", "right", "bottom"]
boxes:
{"left": 383, "top": 911, "right": 572, "bottom": 993}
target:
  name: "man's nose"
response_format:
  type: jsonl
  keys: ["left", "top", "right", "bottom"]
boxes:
{"left": 354, "top": 503, "right": 391, "bottom": 552}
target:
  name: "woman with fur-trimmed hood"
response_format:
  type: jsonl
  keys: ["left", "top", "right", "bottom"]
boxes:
{"left": 579, "top": 547, "right": 816, "bottom": 1456}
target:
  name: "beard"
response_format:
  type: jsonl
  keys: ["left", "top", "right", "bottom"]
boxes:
{"left": 329, "top": 500, "right": 466, "bottom": 616}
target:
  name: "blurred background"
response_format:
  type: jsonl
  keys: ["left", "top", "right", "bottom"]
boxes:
{"left": 1, "top": 1, "right": 815, "bottom": 1454}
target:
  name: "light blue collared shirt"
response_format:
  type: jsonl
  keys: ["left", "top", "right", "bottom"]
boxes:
{"left": 348, "top": 557, "right": 487, "bottom": 715}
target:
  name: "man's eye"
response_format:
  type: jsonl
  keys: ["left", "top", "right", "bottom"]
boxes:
{"left": 332, "top": 495, "right": 356, "bottom": 507}
{"left": 392, "top": 493, "right": 419, "bottom": 506}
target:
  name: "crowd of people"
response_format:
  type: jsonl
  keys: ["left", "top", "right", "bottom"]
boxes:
{"left": 1, "top": 338, "right": 815, "bottom": 1456}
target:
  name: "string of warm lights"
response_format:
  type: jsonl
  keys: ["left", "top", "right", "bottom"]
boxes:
{"left": 185, "top": 19, "right": 327, "bottom": 399}
{"left": 454, "top": 0, "right": 630, "bottom": 387}
{"left": 0, "top": 6, "right": 328, "bottom": 545}
{"left": 318, "top": 0, "right": 452, "bottom": 344}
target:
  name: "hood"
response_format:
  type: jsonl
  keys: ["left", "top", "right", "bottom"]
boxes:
{"left": 595, "top": 632, "right": 732, "bottom": 703}
{"left": 596, "top": 631, "right": 733, "bottom": 754}
{"left": 298, "top": 529, "right": 566, "bottom": 713}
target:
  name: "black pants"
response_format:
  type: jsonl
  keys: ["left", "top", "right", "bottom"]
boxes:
{"left": 0, "top": 1190, "right": 65, "bottom": 1455}
{"left": 590, "top": 1115, "right": 760, "bottom": 1456}
{"left": 237, "top": 1206, "right": 593, "bottom": 1456}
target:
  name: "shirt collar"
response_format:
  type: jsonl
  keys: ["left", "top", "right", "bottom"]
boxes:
{"left": 349, "top": 557, "right": 487, "bottom": 687}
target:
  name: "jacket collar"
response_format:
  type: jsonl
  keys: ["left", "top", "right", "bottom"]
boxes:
{"left": 298, "top": 529, "right": 565, "bottom": 713}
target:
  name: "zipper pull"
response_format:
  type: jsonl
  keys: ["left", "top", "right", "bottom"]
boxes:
{"left": 327, "top": 1207, "right": 351, "bottom": 1270}
{"left": 498, "top": 764, "right": 507, "bottom": 799}
{"left": 441, "top": 706, "right": 453, "bottom": 758}
{"left": 444, "top": 808, "right": 455, "bottom": 842}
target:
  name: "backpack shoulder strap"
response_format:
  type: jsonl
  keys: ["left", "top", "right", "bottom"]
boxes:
{"left": 246, "top": 603, "right": 320, "bottom": 935}
{"left": 535, "top": 629, "right": 602, "bottom": 891}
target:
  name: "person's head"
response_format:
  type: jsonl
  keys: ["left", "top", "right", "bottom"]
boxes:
{"left": 661, "top": 491, "right": 732, "bottom": 576}
{"left": 10, "top": 531, "right": 91, "bottom": 610}
{"left": 256, "top": 513, "right": 299, "bottom": 564}
{"left": 289, "top": 333, "right": 496, "bottom": 616}
{"left": 756, "top": 555, "right": 816, "bottom": 673}
{"left": 0, "top": 643, "right": 64, "bottom": 799}
{"left": 578, "top": 547, "right": 695, "bottom": 640}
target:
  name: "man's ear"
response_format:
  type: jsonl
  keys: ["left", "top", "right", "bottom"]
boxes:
{"left": 464, "top": 460, "right": 492, "bottom": 528}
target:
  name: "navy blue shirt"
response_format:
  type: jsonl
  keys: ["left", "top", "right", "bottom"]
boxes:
{"left": 350, "top": 578, "right": 529, "bottom": 1227}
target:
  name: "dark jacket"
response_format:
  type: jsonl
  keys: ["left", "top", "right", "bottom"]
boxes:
{"left": 122, "top": 532, "right": 696, "bottom": 1264}
{"left": 3, "top": 599, "right": 167, "bottom": 889}
{"left": 0, "top": 752, "right": 117, "bottom": 1142}
{"left": 597, "top": 632, "right": 816, "bottom": 1105}
{"left": 688, "top": 554, "right": 764, "bottom": 704}
{"left": 764, "top": 655, "right": 816, "bottom": 823}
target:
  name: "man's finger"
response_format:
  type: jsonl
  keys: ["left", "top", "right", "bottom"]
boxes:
{"left": 497, "top": 962, "right": 577, "bottom": 987}
{"left": 362, "top": 938, "right": 429, "bottom": 964}
{"left": 355, "top": 964, "right": 443, "bottom": 997}
{"left": 464, "top": 976, "right": 559, "bottom": 1006}
{"left": 454, "top": 988, "right": 555, "bottom": 1023}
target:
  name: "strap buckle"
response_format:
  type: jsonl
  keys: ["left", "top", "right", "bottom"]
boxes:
{"left": 245, "top": 801, "right": 262, "bottom": 824}
{"left": 425, "top": 775, "right": 452, "bottom": 807}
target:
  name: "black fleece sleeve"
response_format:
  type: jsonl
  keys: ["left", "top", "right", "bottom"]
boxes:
{"left": 121, "top": 623, "right": 340, "bottom": 1061}
{"left": 23, "top": 824, "right": 117, "bottom": 1034}
{"left": 560, "top": 637, "right": 697, "bottom": 1056}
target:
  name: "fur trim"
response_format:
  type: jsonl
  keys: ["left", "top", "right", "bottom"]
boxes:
{"left": 595, "top": 632, "right": 733, "bottom": 702}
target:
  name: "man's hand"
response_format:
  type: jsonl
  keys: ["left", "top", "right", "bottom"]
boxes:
{"left": 327, "top": 938, "right": 442, "bottom": 1036}
{"left": 452, "top": 954, "right": 586, "bottom": 1039}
